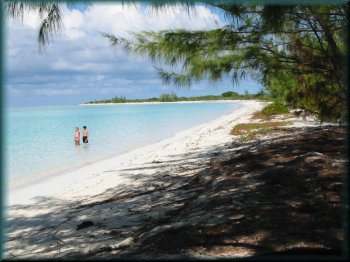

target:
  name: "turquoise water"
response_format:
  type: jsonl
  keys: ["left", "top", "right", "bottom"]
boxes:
{"left": 5, "top": 102, "right": 241, "bottom": 185}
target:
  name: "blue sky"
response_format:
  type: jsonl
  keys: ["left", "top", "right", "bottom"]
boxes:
{"left": 5, "top": 2, "right": 263, "bottom": 107}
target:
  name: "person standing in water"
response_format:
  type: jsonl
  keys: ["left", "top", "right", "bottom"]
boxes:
{"left": 74, "top": 127, "right": 80, "bottom": 146}
{"left": 82, "top": 126, "right": 89, "bottom": 143}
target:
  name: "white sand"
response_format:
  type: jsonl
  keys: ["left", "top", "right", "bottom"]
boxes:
{"left": 7, "top": 100, "right": 267, "bottom": 206}
{"left": 6, "top": 100, "right": 336, "bottom": 259}
{"left": 7, "top": 99, "right": 331, "bottom": 207}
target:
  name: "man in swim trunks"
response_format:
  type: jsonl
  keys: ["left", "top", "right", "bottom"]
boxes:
{"left": 82, "top": 126, "right": 89, "bottom": 143}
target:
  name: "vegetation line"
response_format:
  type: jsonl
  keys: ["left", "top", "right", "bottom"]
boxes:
{"left": 84, "top": 91, "right": 269, "bottom": 104}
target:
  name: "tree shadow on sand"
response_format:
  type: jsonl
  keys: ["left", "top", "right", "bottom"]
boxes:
{"left": 4, "top": 126, "right": 348, "bottom": 260}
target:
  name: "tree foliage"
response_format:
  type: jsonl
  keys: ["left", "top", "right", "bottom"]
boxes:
{"left": 103, "top": 3, "right": 348, "bottom": 121}
{"left": 4, "top": 1, "right": 348, "bottom": 121}
{"left": 261, "top": 102, "right": 290, "bottom": 115}
{"left": 3, "top": 0, "right": 90, "bottom": 52}
{"left": 222, "top": 91, "right": 240, "bottom": 98}
{"left": 159, "top": 92, "right": 178, "bottom": 102}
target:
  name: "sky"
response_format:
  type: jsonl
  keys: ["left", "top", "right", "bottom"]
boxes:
{"left": 5, "top": 2, "right": 263, "bottom": 107}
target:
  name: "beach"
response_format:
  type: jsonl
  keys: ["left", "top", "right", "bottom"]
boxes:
{"left": 7, "top": 100, "right": 263, "bottom": 205}
{"left": 5, "top": 100, "right": 345, "bottom": 259}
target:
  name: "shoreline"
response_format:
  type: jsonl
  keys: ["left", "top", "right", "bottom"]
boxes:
{"left": 8, "top": 100, "right": 242, "bottom": 191}
{"left": 7, "top": 100, "right": 265, "bottom": 206}
{"left": 78, "top": 99, "right": 256, "bottom": 106}
{"left": 5, "top": 100, "right": 344, "bottom": 259}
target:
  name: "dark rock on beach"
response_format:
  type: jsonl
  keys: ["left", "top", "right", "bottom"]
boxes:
{"left": 77, "top": 221, "right": 95, "bottom": 230}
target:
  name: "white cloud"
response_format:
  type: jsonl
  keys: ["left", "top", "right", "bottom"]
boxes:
{"left": 62, "top": 8, "right": 86, "bottom": 40}
{"left": 136, "top": 79, "right": 162, "bottom": 85}
{"left": 33, "top": 88, "right": 81, "bottom": 96}
{"left": 93, "top": 87, "right": 133, "bottom": 95}
{"left": 6, "top": 9, "right": 41, "bottom": 29}
{"left": 6, "top": 2, "right": 248, "bottom": 105}
{"left": 51, "top": 58, "right": 114, "bottom": 72}
{"left": 95, "top": 75, "right": 106, "bottom": 81}
{"left": 59, "top": 3, "right": 224, "bottom": 39}
{"left": 7, "top": 48, "right": 20, "bottom": 57}
{"left": 8, "top": 87, "right": 25, "bottom": 96}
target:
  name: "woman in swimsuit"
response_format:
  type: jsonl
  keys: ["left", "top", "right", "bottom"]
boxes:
{"left": 74, "top": 127, "right": 80, "bottom": 146}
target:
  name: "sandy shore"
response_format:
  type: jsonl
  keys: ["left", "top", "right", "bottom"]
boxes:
{"left": 6, "top": 99, "right": 343, "bottom": 260}
{"left": 7, "top": 100, "right": 265, "bottom": 206}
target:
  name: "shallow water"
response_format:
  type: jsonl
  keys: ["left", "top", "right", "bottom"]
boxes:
{"left": 5, "top": 102, "right": 242, "bottom": 185}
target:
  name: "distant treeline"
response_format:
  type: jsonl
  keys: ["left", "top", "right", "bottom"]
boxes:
{"left": 85, "top": 91, "right": 270, "bottom": 104}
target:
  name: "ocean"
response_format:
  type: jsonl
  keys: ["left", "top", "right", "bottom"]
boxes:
{"left": 5, "top": 102, "right": 242, "bottom": 186}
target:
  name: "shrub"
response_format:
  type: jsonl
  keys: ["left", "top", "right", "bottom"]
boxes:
{"left": 222, "top": 91, "right": 239, "bottom": 98}
{"left": 159, "top": 92, "right": 178, "bottom": 102}
{"left": 231, "top": 121, "right": 293, "bottom": 135}
{"left": 251, "top": 111, "right": 272, "bottom": 120}
{"left": 261, "top": 102, "right": 289, "bottom": 115}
